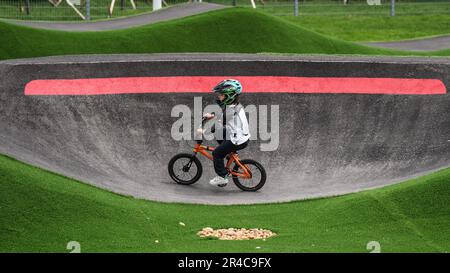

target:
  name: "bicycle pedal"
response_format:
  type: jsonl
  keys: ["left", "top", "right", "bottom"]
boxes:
{"left": 218, "top": 183, "right": 227, "bottom": 187}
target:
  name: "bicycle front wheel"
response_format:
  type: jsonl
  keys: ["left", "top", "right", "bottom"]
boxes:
{"left": 232, "top": 159, "right": 266, "bottom": 192}
{"left": 168, "top": 153, "right": 203, "bottom": 185}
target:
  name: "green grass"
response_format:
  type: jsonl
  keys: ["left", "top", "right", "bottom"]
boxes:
{"left": 2, "top": 1, "right": 449, "bottom": 42}
{"left": 254, "top": 1, "right": 450, "bottom": 16}
{"left": 284, "top": 15, "right": 450, "bottom": 42}
{"left": 0, "top": 7, "right": 449, "bottom": 61}
{"left": 1, "top": 153, "right": 449, "bottom": 252}
{"left": 213, "top": 1, "right": 450, "bottom": 42}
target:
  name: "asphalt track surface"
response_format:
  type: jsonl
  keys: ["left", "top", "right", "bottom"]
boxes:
{"left": 1, "top": 53, "right": 449, "bottom": 204}
{"left": 364, "top": 35, "right": 450, "bottom": 51}
{"left": 3, "top": 2, "right": 229, "bottom": 31}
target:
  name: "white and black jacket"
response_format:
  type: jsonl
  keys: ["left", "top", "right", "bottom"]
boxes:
{"left": 215, "top": 103, "right": 251, "bottom": 145}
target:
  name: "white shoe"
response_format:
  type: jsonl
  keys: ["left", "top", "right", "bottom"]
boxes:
{"left": 209, "top": 176, "right": 228, "bottom": 186}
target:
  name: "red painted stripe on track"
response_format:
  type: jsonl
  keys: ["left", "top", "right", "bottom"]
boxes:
{"left": 24, "top": 76, "right": 447, "bottom": 95}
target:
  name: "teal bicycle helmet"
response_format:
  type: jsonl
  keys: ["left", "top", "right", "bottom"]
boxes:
{"left": 212, "top": 79, "right": 242, "bottom": 107}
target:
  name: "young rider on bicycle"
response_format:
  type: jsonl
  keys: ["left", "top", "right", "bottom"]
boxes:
{"left": 201, "top": 79, "right": 251, "bottom": 187}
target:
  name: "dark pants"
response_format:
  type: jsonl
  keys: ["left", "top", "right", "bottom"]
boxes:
{"left": 213, "top": 140, "right": 249, "bottom": 177}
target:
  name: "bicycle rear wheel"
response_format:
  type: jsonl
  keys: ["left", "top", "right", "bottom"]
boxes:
{"left": 168, "top": 153, "right": 203, "bottom": 185}
{"left": 232, "top": 159, "right": 266, "bottom": 191}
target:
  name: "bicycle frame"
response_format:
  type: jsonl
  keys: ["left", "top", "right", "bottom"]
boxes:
{"left": 192, "top": 143, "right": 252, "bottom": 179}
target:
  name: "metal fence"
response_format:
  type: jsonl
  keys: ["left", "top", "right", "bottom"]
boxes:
{"left": 209, "top": 0, "right": 450, "bottom": 16}
{"left": 0, "top": 0, "right": 191, "bottom": 21}
{"left": 0, "top": 0, "right": 449, "bottom": 21}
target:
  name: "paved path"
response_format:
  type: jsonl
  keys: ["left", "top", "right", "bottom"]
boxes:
{"left": 364, "top": 35, "right": 450, "bottom": 51}
{"left": 3, "top": 2, "right": 228, "bottom": 31}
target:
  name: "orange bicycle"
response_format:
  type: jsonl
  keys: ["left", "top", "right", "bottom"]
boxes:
{"left": 168, "top": 118, "right": 266, "bottom": 191}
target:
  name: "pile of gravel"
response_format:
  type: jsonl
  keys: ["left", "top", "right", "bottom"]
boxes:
{"left": 197, "top": 227, "right": 276, "bottom": 240}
